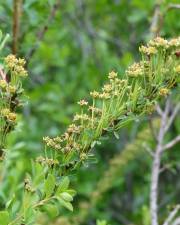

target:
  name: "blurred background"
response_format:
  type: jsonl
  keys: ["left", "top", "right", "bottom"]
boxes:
{"left": 0, "top": 0, "right": 180, "bottom": 224}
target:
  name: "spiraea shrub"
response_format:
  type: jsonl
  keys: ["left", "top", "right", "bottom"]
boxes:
{"left": 0, "top": 36, "right": 179, "bottom": 224}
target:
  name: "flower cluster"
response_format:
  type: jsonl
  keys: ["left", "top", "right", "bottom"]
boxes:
{"left": 0, "top": 54, "right": 28, "bottom": 152}
{"left": 126, "top": 62, "right": 144, "bottom": 77}
{"left": 43, "top": 37, "right": 179, "bottom": 172}
{"left": 0, "top": 108, "right": 17, "bottom": 122}
{"left": 36, "top": 156, "right": 59, "bottom": 167}
{"left": 139, "top": 45, "right": 157, "bottom": 55}
{"left": 5, "top": 54, "right": 27, "bottom": 77}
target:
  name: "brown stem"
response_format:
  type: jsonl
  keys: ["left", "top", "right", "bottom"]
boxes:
{"left": 12, "top": 0, "right": 22, "bottom": 54}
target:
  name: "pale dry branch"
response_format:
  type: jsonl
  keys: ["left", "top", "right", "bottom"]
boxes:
{"left": 0, "top": 66, "right": 6, "bottom": 80}
{"left": 168, "top": 4, "right": 180, "bottom": 10}
{"left": 162, "top": 135, "right": 180, "bottom": 152}
{"left": 150, "top": 99, "right": 170, "bottom": 225}
{"left": 163, "top": 205, "right": 180, "bottom": 225}
{"left": 143, "top": 143, "right": 154, "bottom": 157}
{"left": 156, "top": 104, "right": 163, "bottom": 116}
{"left": 165, "top": 103, "right": 180, "bottom": 132}
{"left": 172, "top": 217, "right": 180, "bottom": 225}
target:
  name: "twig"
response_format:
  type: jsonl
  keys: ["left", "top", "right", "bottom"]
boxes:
{"left": 159, "top": 163, "right": 172, "bottom": 173}
{"left": 165, "top": 103, "right": 180, "bottom": 132}
{"left": 150, "top": 0, "right": 163, "bottom": 38}
{"left": 162, "top": 135, "right": 180, "bottom": 152}
{"left": 149, "top": 117, "right": 158, "bottom": 142}
{"left": 143, "top": 143, "right": 154, "bottom": 157}
{"left": 12, "top": 0, "right": 22, "bottom": 54}
{"left": 26, "top": 0, "right": 60, "bottom": 64}
{"left": 0, "top": 66, "right": 6, "bottom": 80}
{"left": 172, "top": 217, "right": 180, "bottom": 225}
{"left": 163, "top": 205, "right": 180, "bottom": 225}
{"left": 150, "top": 99, "right": 170, "bottom": 225}
{"left": 150, "top": 1, "right": 180, "bottom": 39}
{"left": 150, "top": 97, "right": 180, "bottom": 225}
{"left": 168, "top": 4, "right": 180, "bottom": 10}
{"left": 156, "top": 104, "right": 163, "bottom": 116}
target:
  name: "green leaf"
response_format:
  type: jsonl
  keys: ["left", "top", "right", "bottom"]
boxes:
{"left": 113, "top": 131, "right": 119, "bottom": 139}
{"left": 43, "top": 204, "right": 59, "bottom": 218}
{"left": 24, "top": 207, "right": 35, "bottom": 225}
{"left": 59, "top": 192, "right": 73, "bottom": 202}
{"left": 0, "top": 30, "right": 2, "bottom": 42}
{"left": 96, "top": 220, "right": 108, "bottom": 225}
{"left": 57, "top": 198, "right": 73, "bottom": 211}
{"left": 44, "top": 174, "right": 56, "bottom": 197}
{"left": 66, "top": 189, "right": 76, "bottom": 197}
{"left": 56, "top": 177, "right": 69, "bottom": 194}
{"left": 0, "top": 211, "right": 10, "bottom": 225}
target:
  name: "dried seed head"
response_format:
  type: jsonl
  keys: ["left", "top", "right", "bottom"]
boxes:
{"left": 159, "top": 88, "right": 169, "bottom": 96}
{"left": 139, "top": 45, "right": 157, "bottom": 55}
{"left": 0, "top": 108, "right": 10, "bottom": 116}
{"left": 88, "top": 106, "right": 102, "bottom": 114}
{"left": 99, "top": 92, "right": 110, "bottom": 99}
{"left": 148, "top": 37, "right": 168, "bottom": 48}
{"left": 108, "top": 70, "right": 118, "bottom": 80}
{"left": 6, "top": 85, "right": 16, "bottom": 94}
{"left": 77, "top": 99, "right": 88, "bottom": 106}
{"left": 102, "top": 84, "right": 112, "bottom": 92}
{"left": 4, "top": 54, "right": 18, "bottom": 68}
{"left": 7, "top": 112, "right": 17, "bottom": 122}
{"left": 0, "top": 80, "right": 7, "bottom": 89}
{"left": 168, "top": 38, "right": 180, "bottom": 47}
{"left": 67, "top": 124, "right": 81, "bottom": 134}
{"left": 90, "top": 91, "right": 100, "bottom": 98}
{"left": 126, "top": 62, "right": 144, "bottom": 77}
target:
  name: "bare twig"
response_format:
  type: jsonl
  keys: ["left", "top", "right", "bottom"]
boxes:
{"left": 150, "top": 0, "right": 163, "bottom": 38}
{"left": 149, "top": 117, "right": 158, "bottom": 142}
{"left": 165, "top": 103, "right": 180, "bottom": 132}
{"left": 156, "top": 104, "right": 163, "bottom": 116}
{"left": 0, "top": 67, "right": 6, "bottom": 80}
{"left": 150, "top": 1, "right": 180, "bottom": 39}
{"left": 150, "top": 99, "right": 170, "bottom": 225}
{"left": 163, "top": 205, "right": 180, "bottom": 225}
{"left": 26, "top": 0, "right": 60, "bottom": 64}
{"left": 150, "top": 97, "right": 180, "bottom": 225}
{"left": 12, "top": 0, "right": 22, "bottom": 54}
{"left": 143, "top": 143, "right": 154, "bottom": 157}
{"left": 172, "top": 217, "right": 180, "bottom": 225}
{"left": 162, "top": 135, "right": 180, "bottom": 151}
{"left": 168, "top": 4, "right": 180, "bottom": 10}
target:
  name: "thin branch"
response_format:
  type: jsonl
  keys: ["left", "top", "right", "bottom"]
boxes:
{"left": 156, "top": 104, "right": 163, "bottom": 116}
{"left": 159, "top": 163, "right": 172, "bottom": 174}
{"left": 165, "top": 103, "right": 180, "bottom": 132}
{"left": 168, "top": 4, "right": 180, "bottom": 10}
{"left": 150, "top": 0, "right": 164, "bottom": 38}
{"left": 162, "top": 135, "right": 180, "bottom": 152}
{"left": 172, "top": 217, "right": 180, "bottom": 225}
{"left": 143, "top": 143, "right": 154, "bottom": 157}
{"left": 150, "top": 99, "right": 170, "bottom": 225}
{"left": 149, "top": 117, "right": 158, "bottom": 142}
{"left": 163, "top": 205, "right": 180, "bottom": 225}
{"left": 12, "top": 0, "right": 22, "bottom": 55}
{"left": 26, "top": 0, "right": 60, "bottom": 64}
{"left": 0, "top": 67, "right": 6, "bottom": 80}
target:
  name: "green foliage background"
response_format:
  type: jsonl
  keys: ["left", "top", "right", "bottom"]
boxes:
{"left": 0, "top": 0, "right": 179, "bottom": 224}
